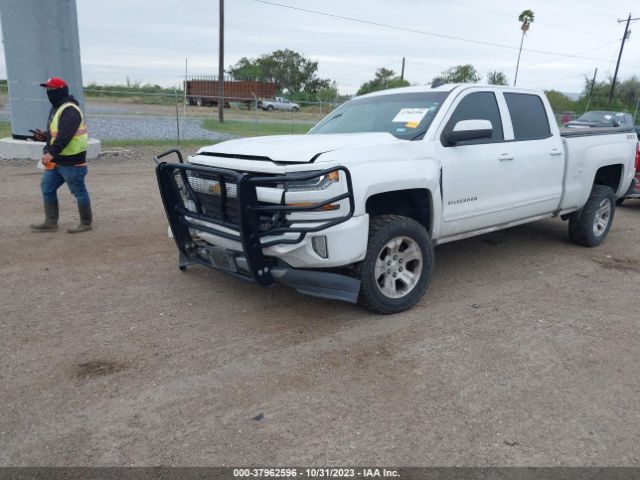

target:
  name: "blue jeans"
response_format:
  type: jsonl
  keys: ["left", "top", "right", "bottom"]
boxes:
{"left": 41, "top": 165, "right": 90, "bottom": 206}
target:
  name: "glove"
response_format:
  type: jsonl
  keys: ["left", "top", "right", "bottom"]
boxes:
{"left": 32, "top": 129, "right": 46, "bottom": 142}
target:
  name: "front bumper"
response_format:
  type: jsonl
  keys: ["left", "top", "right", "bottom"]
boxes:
{"left": 155, "top": 149, "right": 361, "bottom": 303}
{"left": 194, "top": 215, "right": 369, "bottom": 269}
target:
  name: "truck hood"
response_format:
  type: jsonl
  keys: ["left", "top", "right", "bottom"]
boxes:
{"left": 197, "top": 132, "right": 402, "bottom": 163}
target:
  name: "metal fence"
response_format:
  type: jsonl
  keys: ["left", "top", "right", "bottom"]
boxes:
{"left": 0, "top": 86, "right": 340, "bottom": 143}
{"left": 0, "top": 85, "right": 638, "bottom": 144}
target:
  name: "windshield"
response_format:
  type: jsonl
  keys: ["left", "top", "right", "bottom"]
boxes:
{"left": 309, "top": 92, "right": 449, "bottom": 140}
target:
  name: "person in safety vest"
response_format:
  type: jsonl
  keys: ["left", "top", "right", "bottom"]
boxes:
{"left": 30, "top": 77, "right": 92, "bottom": 233}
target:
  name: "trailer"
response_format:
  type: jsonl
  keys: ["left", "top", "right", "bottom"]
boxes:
{"left": 184, "top": 76, "right": 276, "bottom": 109}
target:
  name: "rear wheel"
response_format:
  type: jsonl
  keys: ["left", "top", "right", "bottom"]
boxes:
{"left": 291, "top": 106, "right": 299, "bottom": 112}
{"left": 354, "top": 215, "right": 433, "bottom": 314}
{"left": 568, "top": 185, "right": 615, "bottom": 247}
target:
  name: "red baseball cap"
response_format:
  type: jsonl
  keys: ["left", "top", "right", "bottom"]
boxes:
{"left": 39, "top": 77, "right": 67, "bottom": 89}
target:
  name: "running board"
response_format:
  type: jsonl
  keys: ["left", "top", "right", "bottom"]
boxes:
{"left": 271, "top": 268, "right": 361, "bottom": 304}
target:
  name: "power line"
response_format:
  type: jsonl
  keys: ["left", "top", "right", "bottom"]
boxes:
{"left": 534, "top": 0, "right": 618, "bottom": 20}
{"left": 520, "top": 39, "right": 620, "bottom": 69}
{"left": 566, "top": 0, "right": 620, "bottom": 15}
{"left": 253, "top": 0, "right": 640, "bottom": 70}
{"left": 405, "top": 60, "right": 444, "bottom": 69}
{"left": 517, "top": 70, "right": 593, "bottom": 86}
{"left": 439, "top": 0, "right": 618, "bottom": 40}
{"left": 334, "top": 62, "right": 402, "bottom": 80}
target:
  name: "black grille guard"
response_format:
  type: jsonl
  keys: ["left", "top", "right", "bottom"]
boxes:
{"left": 154, "top": 149, "right": 356, "bottom": 287}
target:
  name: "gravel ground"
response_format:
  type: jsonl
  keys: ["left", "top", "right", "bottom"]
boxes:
{"left": 0, "top": 98, "right": 322, "bottom": 140}
{"left": 85, "top": 115, "right": 232, "bottom": 141}
{"left": 1, "top": 149, "right": 640, "bottom": 466}
{"left": 1, "top": 101, "right": 228, "bottom": 141}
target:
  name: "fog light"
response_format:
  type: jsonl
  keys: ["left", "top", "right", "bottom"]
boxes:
{"left": 312, "top": 236, "right": 328, "bottom": 258}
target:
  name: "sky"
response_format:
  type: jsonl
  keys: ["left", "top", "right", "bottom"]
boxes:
{"left": 1, "top": 0, "right": 639, "bottom": 95}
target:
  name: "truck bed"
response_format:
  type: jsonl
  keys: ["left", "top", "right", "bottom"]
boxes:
{"left": 560, "top": 126, "right": 637, "bottom": 211}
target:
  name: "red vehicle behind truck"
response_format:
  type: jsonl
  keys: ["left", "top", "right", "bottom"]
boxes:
{"left": 617, "top": 141, "right": 640, "bottom": 205}
{"left": 184, "top": 76, "right": 276, "bottom": 108}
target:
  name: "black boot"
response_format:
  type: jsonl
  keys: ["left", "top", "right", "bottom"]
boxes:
{"left": 30, "top": 202, "right": 59, "bottom": 231}
{"left": 68, "top": 203, "right": 92, "bottom": 234}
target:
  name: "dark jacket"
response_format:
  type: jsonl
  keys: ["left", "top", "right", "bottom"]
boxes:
{"left": 44, "top": 95, "right": 87, "bottom": 166}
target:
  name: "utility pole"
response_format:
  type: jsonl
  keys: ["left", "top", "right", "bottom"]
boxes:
{"left": 585, "top": 67, "right": 598, "bottom": 113}
{"left": 218, "top": 0, "right": 225, "bottom": 122}
{"left": 609, "top": 13, "right": 639, "bottom": 104}
{"left": 514, "top": 32, "right": 525, "bottom": 87}
{"left": 400, "top": 57, "right": 405, "bottom": 81}
{"left": 183, "top": 58, "right": 188, "bottom": 128}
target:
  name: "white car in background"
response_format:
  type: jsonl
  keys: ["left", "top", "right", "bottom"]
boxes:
{"left": 257, "top": 97, "right": 300, "bottom": 112}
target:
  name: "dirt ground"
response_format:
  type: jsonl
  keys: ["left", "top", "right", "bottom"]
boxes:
{"left": 1, "top": 148, "right": 639, "bottom": 466}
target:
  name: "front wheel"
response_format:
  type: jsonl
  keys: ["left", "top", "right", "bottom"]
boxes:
{"left": 266, "top": 105, "right": 274, "bottom": 112}
{"left": 354, "top": 215, "right": 434, "bottom": 314}
{"left": 569, "top": 185, "right": 615, "bottom": 247}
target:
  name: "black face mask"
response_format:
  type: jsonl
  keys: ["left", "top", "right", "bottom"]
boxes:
{"left": 47, "top": 86, "right": 68, "bottom": 106}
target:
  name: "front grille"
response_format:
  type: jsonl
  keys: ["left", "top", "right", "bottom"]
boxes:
{"left": 155, "top": 152, "right": 355, "bottom": 287}
{"left": 170, "top": 170, "right": 241, "bottom": 225}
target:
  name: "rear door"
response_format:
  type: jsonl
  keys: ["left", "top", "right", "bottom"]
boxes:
{"left": 437, "top": 89, "right": 517, "bottom": 236}
{"left": 502, "top": 92, "right": 565, "bottom": 218}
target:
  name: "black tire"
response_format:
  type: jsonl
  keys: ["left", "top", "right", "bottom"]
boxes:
{"left": 354, "top": 215, "right": 434, "bottom": 314}
{"left": 291, "top": 106, "right": 299, "bottom": 112}
{"left": 266, "top": 105, "right": 274, "bottom": 112}
{"left": 568, "top": 185, "right": 615, "bottom": 247}
{"left": 615, "top": 198, "right": 625, "bottom": 206}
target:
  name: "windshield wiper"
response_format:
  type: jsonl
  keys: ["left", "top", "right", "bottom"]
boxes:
{"left": 320, "top": 113, "right": 343, "bottom": 126}
{"left": 410, "top": 129, "right": 428, "bottom": 141}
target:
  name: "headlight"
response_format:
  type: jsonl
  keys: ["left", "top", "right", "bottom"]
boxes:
{"left": 285, "top": 170, "right": 340, "bottom": 192}
{"left": 186, "top": 173, "right": 237, "bottom": 198}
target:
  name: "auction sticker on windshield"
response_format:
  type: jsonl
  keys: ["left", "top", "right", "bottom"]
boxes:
{"left": 392, "top": 108, "right": 429, "bottom": 128}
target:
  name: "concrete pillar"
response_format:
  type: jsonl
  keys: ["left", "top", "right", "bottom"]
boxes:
{"left": 0, "top": 0, "right": 86, "bottom": 138}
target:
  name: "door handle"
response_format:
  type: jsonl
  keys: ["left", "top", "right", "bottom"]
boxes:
{"left": 499, "top": 153, "right": 514, "bottom": 161}
{"left": 550, "top": 149, "right": 563, "bottom": 156}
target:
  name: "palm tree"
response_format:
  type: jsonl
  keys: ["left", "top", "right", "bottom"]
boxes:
{"left": 514, "top": 9, "right": 535, "bottom": 86}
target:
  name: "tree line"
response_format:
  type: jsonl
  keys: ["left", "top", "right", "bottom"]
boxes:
{"left": 227, "top": 49, "right": 639, "bottom": 118}
{"left": 227, "top": 51, "right": 512, "bottom": 100}
{"left": 9, "top": 47, "right": 634, "bottom": 114}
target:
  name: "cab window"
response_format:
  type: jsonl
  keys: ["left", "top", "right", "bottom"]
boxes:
{"left": 504, "top": 93, "right": 551, "bottom": 141}
{"left": 445, "top": 92, "right": 504, "bottom": 144}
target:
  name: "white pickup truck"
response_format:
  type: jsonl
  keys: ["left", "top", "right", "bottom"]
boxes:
{"left": 155, "top": 84, "right": 638, "bottom": 313}
{"left": 257, "top": 97, "right": 300, "bottom": 112}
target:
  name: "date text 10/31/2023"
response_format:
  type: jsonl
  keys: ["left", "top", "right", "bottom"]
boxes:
{"left": 232, "top": 468, "right": 400, "bottom": 478}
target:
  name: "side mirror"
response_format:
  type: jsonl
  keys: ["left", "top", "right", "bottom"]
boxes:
{"left": 445, "top": 119, "right": 493, "bottom": 146}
